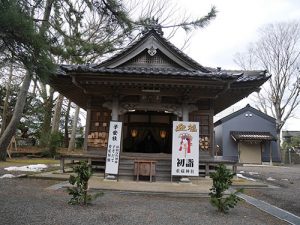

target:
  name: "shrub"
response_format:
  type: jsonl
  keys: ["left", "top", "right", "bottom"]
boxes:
{"left": 209, "top": 164, "right": 242, "bottom": 213}
{"left": 68, "top": 161, "right": 94, "bottom": 205}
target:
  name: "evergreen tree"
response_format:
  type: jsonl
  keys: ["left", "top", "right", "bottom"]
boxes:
{"left": 0, "top": 0, "right": 217, "bottom": 160}
{"left": 0, "top": 0, "right": 54, "bottom": 160}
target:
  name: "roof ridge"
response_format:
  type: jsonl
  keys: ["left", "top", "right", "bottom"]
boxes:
{"left": 92, "top": 28, "right": 210, "bottom": 72}
{"left": 214, "top": 104, "right": 275, "bottom": 126}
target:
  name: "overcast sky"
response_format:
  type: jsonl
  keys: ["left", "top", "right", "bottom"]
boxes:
{"left": 168, "top": 0, "right": 300, "bottom": 130}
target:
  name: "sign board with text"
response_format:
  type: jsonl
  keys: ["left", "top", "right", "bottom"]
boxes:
{"left": 105, "top": 121, "right": 122, "bottom": 175}
{"left": 171, "top": 121, "right": 199, "bottom": 176}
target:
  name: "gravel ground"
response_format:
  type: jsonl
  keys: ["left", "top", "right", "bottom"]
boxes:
{"left": 237, "top": 164, "right": 300, "bottom": 216}
{"left": 0, "top": 177, "right": 287, "bottom": 225}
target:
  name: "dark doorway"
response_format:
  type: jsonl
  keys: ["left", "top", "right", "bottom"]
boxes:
{"left": 123, "top": 111, "right": 176, "bottom": 154}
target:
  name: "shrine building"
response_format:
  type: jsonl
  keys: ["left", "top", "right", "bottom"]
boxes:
{"left": 50, "top": 28, "right": 269, "bottom": 179}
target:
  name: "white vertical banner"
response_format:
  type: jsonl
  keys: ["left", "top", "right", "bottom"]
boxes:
{"left": 105, "top": 121, "right": 122, "bottom": 175}
{"left": 171, "top": 121, "right": 199, "bottom": 176}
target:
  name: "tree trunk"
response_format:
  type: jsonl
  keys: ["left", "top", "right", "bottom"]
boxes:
{"left": 276, "top": 129, "right": 281, "bottom": 164}
{"left": 33, "top": 0, "right": 55, "bottom": 146}
{"left": 51, "top": 94, "right": 64, "bottom": 133}
{"left": 269, "top": 141, "right": 273, "bottom": 166}
{"left": 39, "top": 85, "right": 54, "bottom": 146}
{"left": 0, "top": 63, "right": 13, "bottom": 137}
{"left": 68, "top": 105, "right": 80, "bottom": 151}
{"left": 64, "top": 100, "right": 71, "bottom": 148}
{"left": 0, "top": 72, "right": 31, "bottom": 161}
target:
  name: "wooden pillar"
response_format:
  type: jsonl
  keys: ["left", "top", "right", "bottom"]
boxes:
{"left": 182, "top": 104, "right": 189, "bottom": 121}
{"left": 112, "top": 97, "right": 119, "bottom": 121}
{"left": 83, "top": 109, "right": 91, "bottom": 151}
{"left": 210, "top": 100, "right": 215, "bottom": 157}
{"left": 60, "top": 157, "right": 65, "bottom": 173}
{"left": 205, "top": 163, "right": 209, "bottom": 176}
{"left": 107, "top": 97, "right": 119, "bottom": 180}
{"left": 212, "top": 130, "right": 215, "bottom": 157}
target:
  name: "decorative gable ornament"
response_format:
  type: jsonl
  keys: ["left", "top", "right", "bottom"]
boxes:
{"left": 147, "top": 46, "right": 157, "bottom": 56}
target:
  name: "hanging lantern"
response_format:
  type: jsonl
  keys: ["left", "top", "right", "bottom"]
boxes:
{"left": 131, "top": 129, "right": 138, "bottom": 138}
{"left": 160, "top": 130, "right": 167, "bottom": 139}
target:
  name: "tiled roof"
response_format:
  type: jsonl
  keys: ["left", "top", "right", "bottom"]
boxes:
{"left": 59, "top": 64, "right": 242, "bottom": 80}
{"left": 59, "top": 64, "right": 269, "bottom": 85}
{"left": 207, "top": 68, "right": 269, "bottom": 83}
{"left": 230, "top": 131, "right": 277, "bottom": 141}
{"left": 52, "top": 29, "right": 270, "bottom": 113}
{"left": 58, "top": 28, "right": 268, "bottom": 83}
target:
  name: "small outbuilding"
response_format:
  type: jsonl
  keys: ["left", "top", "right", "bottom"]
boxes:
{"left": 214, "top": 104, "right": 280, "bottom": 164}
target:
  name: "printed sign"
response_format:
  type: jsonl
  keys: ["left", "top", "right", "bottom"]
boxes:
{"left": 171, "top": 121, "right": 199, "bottom": 176}
{"left": 105, "top": 121, "right": 122, "bottom": 175}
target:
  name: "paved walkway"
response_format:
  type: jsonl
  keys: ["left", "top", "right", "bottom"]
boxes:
{"left": 88, "top": 177, "right": 211, "bottom": 196}
{"left": 45, "top": 175, "right": 213, "bottom": 196}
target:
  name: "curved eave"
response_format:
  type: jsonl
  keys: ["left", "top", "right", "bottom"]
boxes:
{"left": 214, "top": 76, "right": 270, "bottom": 114}
{"left": 60, "top": 65, "right": 239, "bottom": 81}
{"left": 49, "top": 75, "right": 88, "bottom": 110}
{"left": 50, "top": 66, "right": 269, "bottom": 113}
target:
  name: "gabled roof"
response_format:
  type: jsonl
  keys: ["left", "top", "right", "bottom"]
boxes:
{"left": 214, "top": 104, "right": 276, "bottom": 126}
{"left": 58, "top": 29, "right": 269, "bottom": 82}
{"left": 52, "top": 29, "right": 270, "bottom": 111}
{"left": 58, "top": 28, "right": 268, "bottom": 82}
{"left": 93, "top": 28, "right": 210, "bottom": 72}
{"left": 58, "top": 28, "right": 218, "bottom": 78}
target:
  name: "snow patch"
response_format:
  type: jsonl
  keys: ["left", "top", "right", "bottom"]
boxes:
{"left": 281, "top": 178, "right": 289, "bottom": 181}
{"left": 237, "top": 174, "right": 256, "bottom": 181}
{"left": 4, "top": 164, "right": 48, "bottom": 172}
{"left": 249, "top": 172, "right": 260, "bottom": 175}
{"left": 267, "top": 177, "right": 276, "bottom": 181}
{"left": 239, "top": 171, "right": 245, "bottom": 174}
{"left": 0, "top": 174, "right": 15, "bottom": 179}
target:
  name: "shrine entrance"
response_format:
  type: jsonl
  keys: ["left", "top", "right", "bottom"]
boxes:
{"left": 122, "top": 111, "right": 177, "bottom": 154}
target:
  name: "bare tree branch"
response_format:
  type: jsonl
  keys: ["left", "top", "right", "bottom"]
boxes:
{"left": 234, "top": 21, "right": 300, "bottom": 140}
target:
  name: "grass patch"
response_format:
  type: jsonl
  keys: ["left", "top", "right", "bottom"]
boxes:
{"left": 232, "top": 179, "right": 246, "bottom": 183}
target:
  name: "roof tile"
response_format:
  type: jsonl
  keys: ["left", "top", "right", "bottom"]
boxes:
{"left": 231, "top": 131, "right": 277, "bottom": 141}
